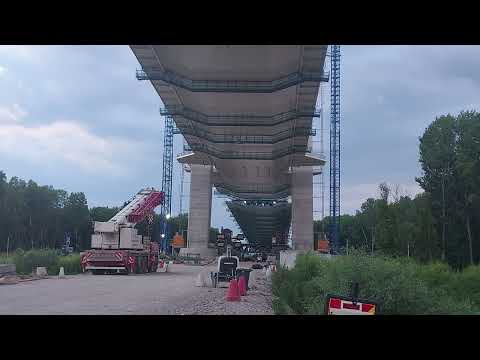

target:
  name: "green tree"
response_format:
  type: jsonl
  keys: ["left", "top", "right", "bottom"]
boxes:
{"left": 413, "top": 192, "right": 440, "bottom": 261}
{"left": 455, "top": 111, "right": 480, "bottom": 265}
{"left": 416, "top": 114, "right": 457, "bottom": 261}
{"left": 64, "top": 192, "right": 90, "bottom": 250}
{"left": 90, "top": 206, "right": 120, "bottom": 222}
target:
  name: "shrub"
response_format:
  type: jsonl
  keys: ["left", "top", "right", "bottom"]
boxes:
{"left": 0, "top": 253, "right": 14, "bottom": 264}
{"left": 15, "top": 249, "right": 60, "bottom": 274}
{"left": 52, "top": 254, "right": 82, "bottom": 275}
{"left": 11, "top": 248, "right": 82, "bottom": 275}
{"left": 13, "top": 248, "right": 26, "bottom": 274}
{"left": 449, "top": 265, "right": 480, "bottom": 309}
{"left": 272, "top": 252, "right": 479, "bottom": 315}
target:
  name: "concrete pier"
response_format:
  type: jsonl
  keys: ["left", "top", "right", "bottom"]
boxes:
{"left": 180, "top": 164, "right": 216, "bottom": 258}
{"left": 291, "top": 166, "right": 314, "bottom": 250}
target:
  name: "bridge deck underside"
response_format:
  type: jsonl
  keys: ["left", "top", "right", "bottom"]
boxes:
{"left": 227, "top": 201, "right": 291, "bottom": 249}
{"left": 130, "top": 45, "right": 327, "bottom": 250}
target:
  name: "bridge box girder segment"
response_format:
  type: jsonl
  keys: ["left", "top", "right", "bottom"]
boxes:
{"left": 136, "top": 69, "right": 328, "bottom": 93}
{"left": 130, "top": 45, "right": 328, "bottom": 253}
{"left": 161, "top": 106, "right": 319, "bottom": 145}
{"left": 227, "top": 200, "right": 291, "bottom": 249}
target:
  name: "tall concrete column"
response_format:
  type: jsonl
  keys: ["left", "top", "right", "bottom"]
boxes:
{"left": 291, "top": 166, "right": 313, "bottom": 251}
{"left": 181, "top": 164, "right": 216, "bottom": 258}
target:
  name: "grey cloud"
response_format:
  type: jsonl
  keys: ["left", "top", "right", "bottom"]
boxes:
{"left": 340, "top": 45, "right": 480, "bottom": 212}
{"left": 2, "top": 45, "right": 480, "bottom": 230}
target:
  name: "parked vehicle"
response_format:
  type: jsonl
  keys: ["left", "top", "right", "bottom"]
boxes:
{"left": 80, "top": 188, "right": 164, "bottom": 275}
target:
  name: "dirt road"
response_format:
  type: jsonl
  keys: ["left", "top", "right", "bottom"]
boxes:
{"left": 0, "top": 263, "right": 273, "bottom": 315}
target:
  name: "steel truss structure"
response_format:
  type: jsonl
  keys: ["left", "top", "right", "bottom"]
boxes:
{"left": 329, "top": 45, "right": 341, "bottom": 253}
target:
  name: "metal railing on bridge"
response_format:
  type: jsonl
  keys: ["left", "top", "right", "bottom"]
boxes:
{"left": 137, "top": 69, "right": 329, "bottom": 93}
{"left": 177, "top": 143, "right": 314, "bottom": 161}
{"left": 176, "top": 127, "right": 316, "bottom": 145}
{"left": 159, "top": 106, "right": 321, "bottom": 127}
{"left": 214, "top": 183, "right": 291, "bottom": 199}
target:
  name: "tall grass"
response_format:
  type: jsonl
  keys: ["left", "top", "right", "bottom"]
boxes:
{"left": 272, "top": 251, "right": 480, "bottom": 315}
{"left": 0, "top": 253, "right": 14, "bottom": 264}
{"left": 50, "top": 254, "right": 82, "bottom": 275}
{"left": 10, "top": 248, "right": 82, "bottom": 275}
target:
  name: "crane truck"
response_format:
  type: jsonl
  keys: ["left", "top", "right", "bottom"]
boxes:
{"left": 80, "top": 188, "right": 165, "bottom": 275}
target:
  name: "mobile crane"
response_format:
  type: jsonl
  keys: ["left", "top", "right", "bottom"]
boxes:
{"left": 80, "top": 188, "right": 165, "bottom": 274}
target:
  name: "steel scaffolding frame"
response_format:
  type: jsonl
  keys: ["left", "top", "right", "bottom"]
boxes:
{"left": 329, "top": 45, "right": 341, "bottom": 253}
{"left": 159, "top": 115, "right": 182, "bottom": 252}
{"left": 313, "top": 83, "right": 326, "bottom": 246}
{"left": 182, "top": 143, "right": 315, "bottom": 161}
{"left": 159, "top": 115, "right": 174, "bottom": 252}
{"left": 170, "top": 126, "right": 316, "bottom": 145}
{"left": 160, "top": 106, "right": 321, "bottom": 127}
{"left": 137, "top": 69, "right": 329, "bottom": 93}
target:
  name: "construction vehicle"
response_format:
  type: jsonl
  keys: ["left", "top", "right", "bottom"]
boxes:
{"left": 216, "top": 228, "right": 232, "bottom": 254}
{"left": 80, "top": 188, "right": 164, "bottom": 275}
{"left": 210, "top": 245, "right": 240, "bottom": 288}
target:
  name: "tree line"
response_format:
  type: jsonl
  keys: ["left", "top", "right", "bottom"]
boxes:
{"left": 0, "top": 171, "right": 219, "bottom": 253}
{"left": 316, "top": 110, "right": 480, "bottom": 268}
{"left": 0, "top": 172, "right": 91, "bottom": 252}
{"left": 2, "top": 110, "right": 478, "bottom": 265}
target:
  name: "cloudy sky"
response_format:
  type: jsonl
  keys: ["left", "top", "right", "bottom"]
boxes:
{"left": 1, "top": 45, "right": 479, "bottom": 232}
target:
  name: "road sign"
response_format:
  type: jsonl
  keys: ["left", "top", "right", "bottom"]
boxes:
{"left": 326, "top": 294, "right": 377, "bottom": 315}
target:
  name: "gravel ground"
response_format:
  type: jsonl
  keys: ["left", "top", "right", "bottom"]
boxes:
{"left": 168, "top": 266, "right": 274, "bottom": 315}
{"left": 0, "top": 263, "right": 274, "bottom": 315}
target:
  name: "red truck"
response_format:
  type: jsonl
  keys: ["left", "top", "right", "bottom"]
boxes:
{"left": 80, "top": 188, "right": 165, "bottom": 275}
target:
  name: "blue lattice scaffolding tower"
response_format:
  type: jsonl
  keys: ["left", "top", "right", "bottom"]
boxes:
{"left": 159, "top": 114, "right": 181, "bottom": 253}
{"left": 329, "top": 45, "right": 341, "bottom": 253}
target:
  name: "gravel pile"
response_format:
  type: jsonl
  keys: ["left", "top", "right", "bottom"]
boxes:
{"left": 168, "top": 268, "right": 274, "bottom": 315}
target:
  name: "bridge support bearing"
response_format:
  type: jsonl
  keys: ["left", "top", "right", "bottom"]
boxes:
{"left": 291, "top": 166, "right": 314, "bottom": 251}
{"left": 185, "top": 164, "right": 213, "bottom": 255}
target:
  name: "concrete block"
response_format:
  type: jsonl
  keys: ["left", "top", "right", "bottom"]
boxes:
{"left": 0, "top": 264, "right": 16, "bottom": 275}
{"left": 279, "top": 250, "right": 308, "bottom": 270}
{"left": 280, "top": 250, "right": 333, "bottom": 270}
{"left": 36, "top": 267, "right": 47, "bottom": 277}
{"left": 279, "top": 250, "right": 295, "bottom": 269}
